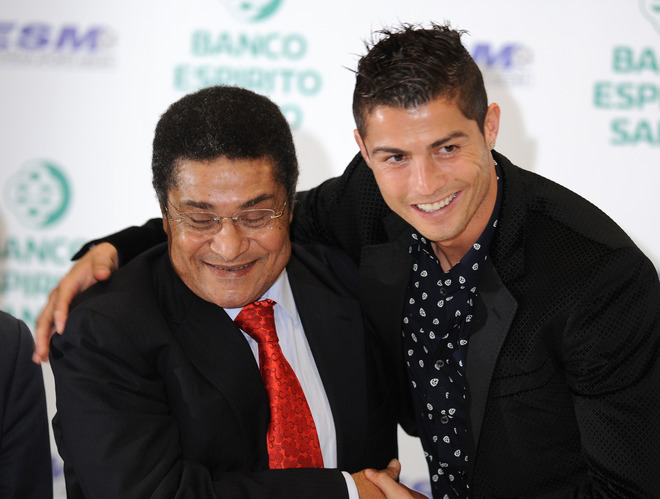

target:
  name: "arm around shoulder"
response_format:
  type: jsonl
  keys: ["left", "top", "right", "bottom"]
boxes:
{"left": 71, "top": 218, "right": 166, "bottom": 265}
{"left": 292, "top": 152, "right": 389, "bottom": 263}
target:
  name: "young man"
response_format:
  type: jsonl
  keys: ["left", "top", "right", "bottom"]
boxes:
{"left": 39, "top": 25, "right": 660, "bottom": 498}
{"left": 49, "top": 86, "right": 406, "bottom": 498}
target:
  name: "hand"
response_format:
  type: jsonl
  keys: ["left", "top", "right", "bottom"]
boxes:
{"left": 352, "top": 459, "right": 400, "bottom": 499}
{"left": 363, "top": 459, "right": 428, "bottom": 499}
{"left": 33, "top": 242, "right": 119, "bottom": 363}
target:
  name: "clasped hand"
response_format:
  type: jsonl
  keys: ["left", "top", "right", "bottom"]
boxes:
{"left": 353, "top": 459, "right": 428, "bottom": 498}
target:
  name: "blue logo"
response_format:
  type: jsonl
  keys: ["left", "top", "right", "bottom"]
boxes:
{"left": 4, "top": 160, "right": 72, "bottom": 229}
{"left": 470, "top": 42, "right": 534, "bottom": 86}
{"left": 0, "top": 22, "right": 116, "bottom": 67}
{"left": 219, "top": 0, "right": 283, "bottom": 22}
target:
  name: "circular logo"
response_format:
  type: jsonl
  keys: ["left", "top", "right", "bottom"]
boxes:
{"left": 4, "top": 159, "right": 71, "bottom": 229}
{"left": 220, "top": 0, "right": 283, "bottom": 22}
{"left": 640, "top": 0, "right": 660, "bottom": 33}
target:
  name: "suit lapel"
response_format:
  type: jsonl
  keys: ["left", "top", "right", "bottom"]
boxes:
{"left": 154, "top": 254, "right": 270, "bottom": 454}
{"left": 286, "top": 252, "right": 368, "bottom": 471}
{"left": 466, "top": 259, "right": 517, "bottom": 474}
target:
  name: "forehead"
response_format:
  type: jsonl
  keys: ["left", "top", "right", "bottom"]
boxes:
{"left": 367, "top": 96, "right": 463, "bottom": 123}
{"left": 361, "top": 98, "right": 477, "bottom": 143}
{"left": 170, "top": 156, "right": 283, "bottom": 205}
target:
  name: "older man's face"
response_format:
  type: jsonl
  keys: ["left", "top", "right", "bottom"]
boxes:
{"left": 163, "top": 156, "right": 292, "bottom": 309}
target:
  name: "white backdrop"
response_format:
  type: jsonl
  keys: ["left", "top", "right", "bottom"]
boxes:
{"left": 1, "top": 1, "right": 659, "bottom": 495}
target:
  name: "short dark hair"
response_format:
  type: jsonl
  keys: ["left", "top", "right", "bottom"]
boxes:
{"left": 352, "top": 23, "right": 488, "bottom": 136}
{"left": 152, "top": 85, "right": 298, "bottom": 210}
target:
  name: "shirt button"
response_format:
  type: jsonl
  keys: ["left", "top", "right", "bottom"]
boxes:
{"left": 441, "top": 416, "right": 449, "bottom": 424}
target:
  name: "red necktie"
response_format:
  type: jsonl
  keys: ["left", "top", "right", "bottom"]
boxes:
{"left": 234, "top": 299, "right": 324, "bottom": 469}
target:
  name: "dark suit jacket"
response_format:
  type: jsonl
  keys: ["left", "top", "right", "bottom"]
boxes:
{"left": 0, "top": 310, "right": 52, "bottom": 499}
{"left": 51, "top": 243, "right": 397, "bottom": 499}
{"left": 81, "top": 151, "right": 660, "bottom": 497}
{"left": 293, "top": 151, "right": 660, "bottom": 497}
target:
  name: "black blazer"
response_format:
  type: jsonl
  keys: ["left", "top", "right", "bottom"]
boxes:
{"left": 81, "top": 151, "right": 660, "bottom": 497}
{"left": 0, "top": 310, "right": 52, "bottom": 499}
{"left": 51, "top": 243, "right": 397, "bottom": 499}
{"left": 294, "top": 151, "right": 660, "bottom": 497}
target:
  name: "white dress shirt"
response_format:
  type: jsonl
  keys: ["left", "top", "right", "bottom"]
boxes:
{"left": 226, "top": 269, "right": 358, "bottom": 498}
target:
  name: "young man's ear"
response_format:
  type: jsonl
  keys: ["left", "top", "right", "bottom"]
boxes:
{"left": 483, "top": 103, "right": 501, "bottom": 148}
{"left": 353, "top": 129, "right": 372, "bottom": 169}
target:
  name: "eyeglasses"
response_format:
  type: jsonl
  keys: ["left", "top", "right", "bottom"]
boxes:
{"left": 166, "top": 200, "right": 288, "bottom": 235}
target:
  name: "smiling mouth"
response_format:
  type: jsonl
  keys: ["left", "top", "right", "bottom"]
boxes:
{"left": 207, "top": 261, "right": 254, "bottom": 272}
{"left": 415, "top": 193, "right": 457, "bottom": 213}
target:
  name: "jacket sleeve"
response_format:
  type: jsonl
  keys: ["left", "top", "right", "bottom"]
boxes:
{"left": 0, "top": 312, "right": 52, "bottom": 499}
{"left": 292, "top": 152, "right": 391, "bottom": 264}
{"left": 72, "top": 218, "right": 167, "bottom": 266}
{"left": 50, "top": 306, "right": 348, "bottom": 499}
{"left": 562, "top": 249, "right": 660, "bottom": 497}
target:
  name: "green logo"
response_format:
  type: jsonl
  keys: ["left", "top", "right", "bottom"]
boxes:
{"left": 640, "top": 0, "right": 660, "bottom": 33}
{"left": 4, "top": 160, "right": 72, "bottom": 229}
{"left": 220, "top": 0, "right": 283, "bottom": 22}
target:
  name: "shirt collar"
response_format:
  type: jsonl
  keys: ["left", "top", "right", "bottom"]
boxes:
{"left": 224, "top": 269, "right": 298, "bottom": 322}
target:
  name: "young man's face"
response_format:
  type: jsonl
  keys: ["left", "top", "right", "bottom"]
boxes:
{"left": 355, "top": 97, "right": 500, "bottom": 263}
{"left": 163, "top": 156, "right": 292, "bottom": 309}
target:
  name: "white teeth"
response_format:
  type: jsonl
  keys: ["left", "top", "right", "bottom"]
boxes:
{"left": 416, "top": 193, "right": 456, "bottom": 213}
{"left": 212, "top": 262, "right": 250, "bottom": 271}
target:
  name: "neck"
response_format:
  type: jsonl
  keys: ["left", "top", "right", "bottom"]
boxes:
{"left": 432, "top": 243, "right": 470, "bottom": 273}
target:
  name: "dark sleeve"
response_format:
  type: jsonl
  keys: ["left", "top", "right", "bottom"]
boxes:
{"left": 562, "top": 249, "right": 660, "bottom": 496}
{"left": 0, "top": 312, "right": 53, "bottom": 499}
{"left": 50, "top": 308, "right": 348, "bottom": 499}
{"left": 72, "top": 218, "right": 166, "bottom": 266}
{"left": 291, "top": 152, "right": 391, "bottom": 264}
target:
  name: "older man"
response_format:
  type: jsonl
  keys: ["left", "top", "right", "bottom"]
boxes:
{"left": 49, "top": 86, "right": 403, "bottom": 498}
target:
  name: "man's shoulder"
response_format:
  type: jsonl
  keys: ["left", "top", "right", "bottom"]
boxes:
{"left": 500, "top": 156, "right": 634, "bottom": 252}
{"left": 495, "top": 154, "right": 654, "bottom": 293}
{"left": 71, "top": 243, "right": 168, "bottom": 315}
{"left": 57, "top": 244, "right": 173, "bottom": 358}
{"left": 0, "top": 310, "right": 25, "bottom": 338}
{"left": 0, "top": 311, "right": 33, "bottom": 371}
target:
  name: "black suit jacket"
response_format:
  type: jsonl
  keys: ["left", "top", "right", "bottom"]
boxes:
{"left": 293, "top": 151, "right": 660, "bottom": 497}
{"left": 51, "top": 243, "right": 397, "bottom": 499}
{"left": 0, "top": 310, "right": 52, "bottom": 499}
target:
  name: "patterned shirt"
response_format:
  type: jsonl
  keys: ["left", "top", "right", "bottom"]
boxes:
{"left": 402, "top": 162, "right": 502, "bottom": 499}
